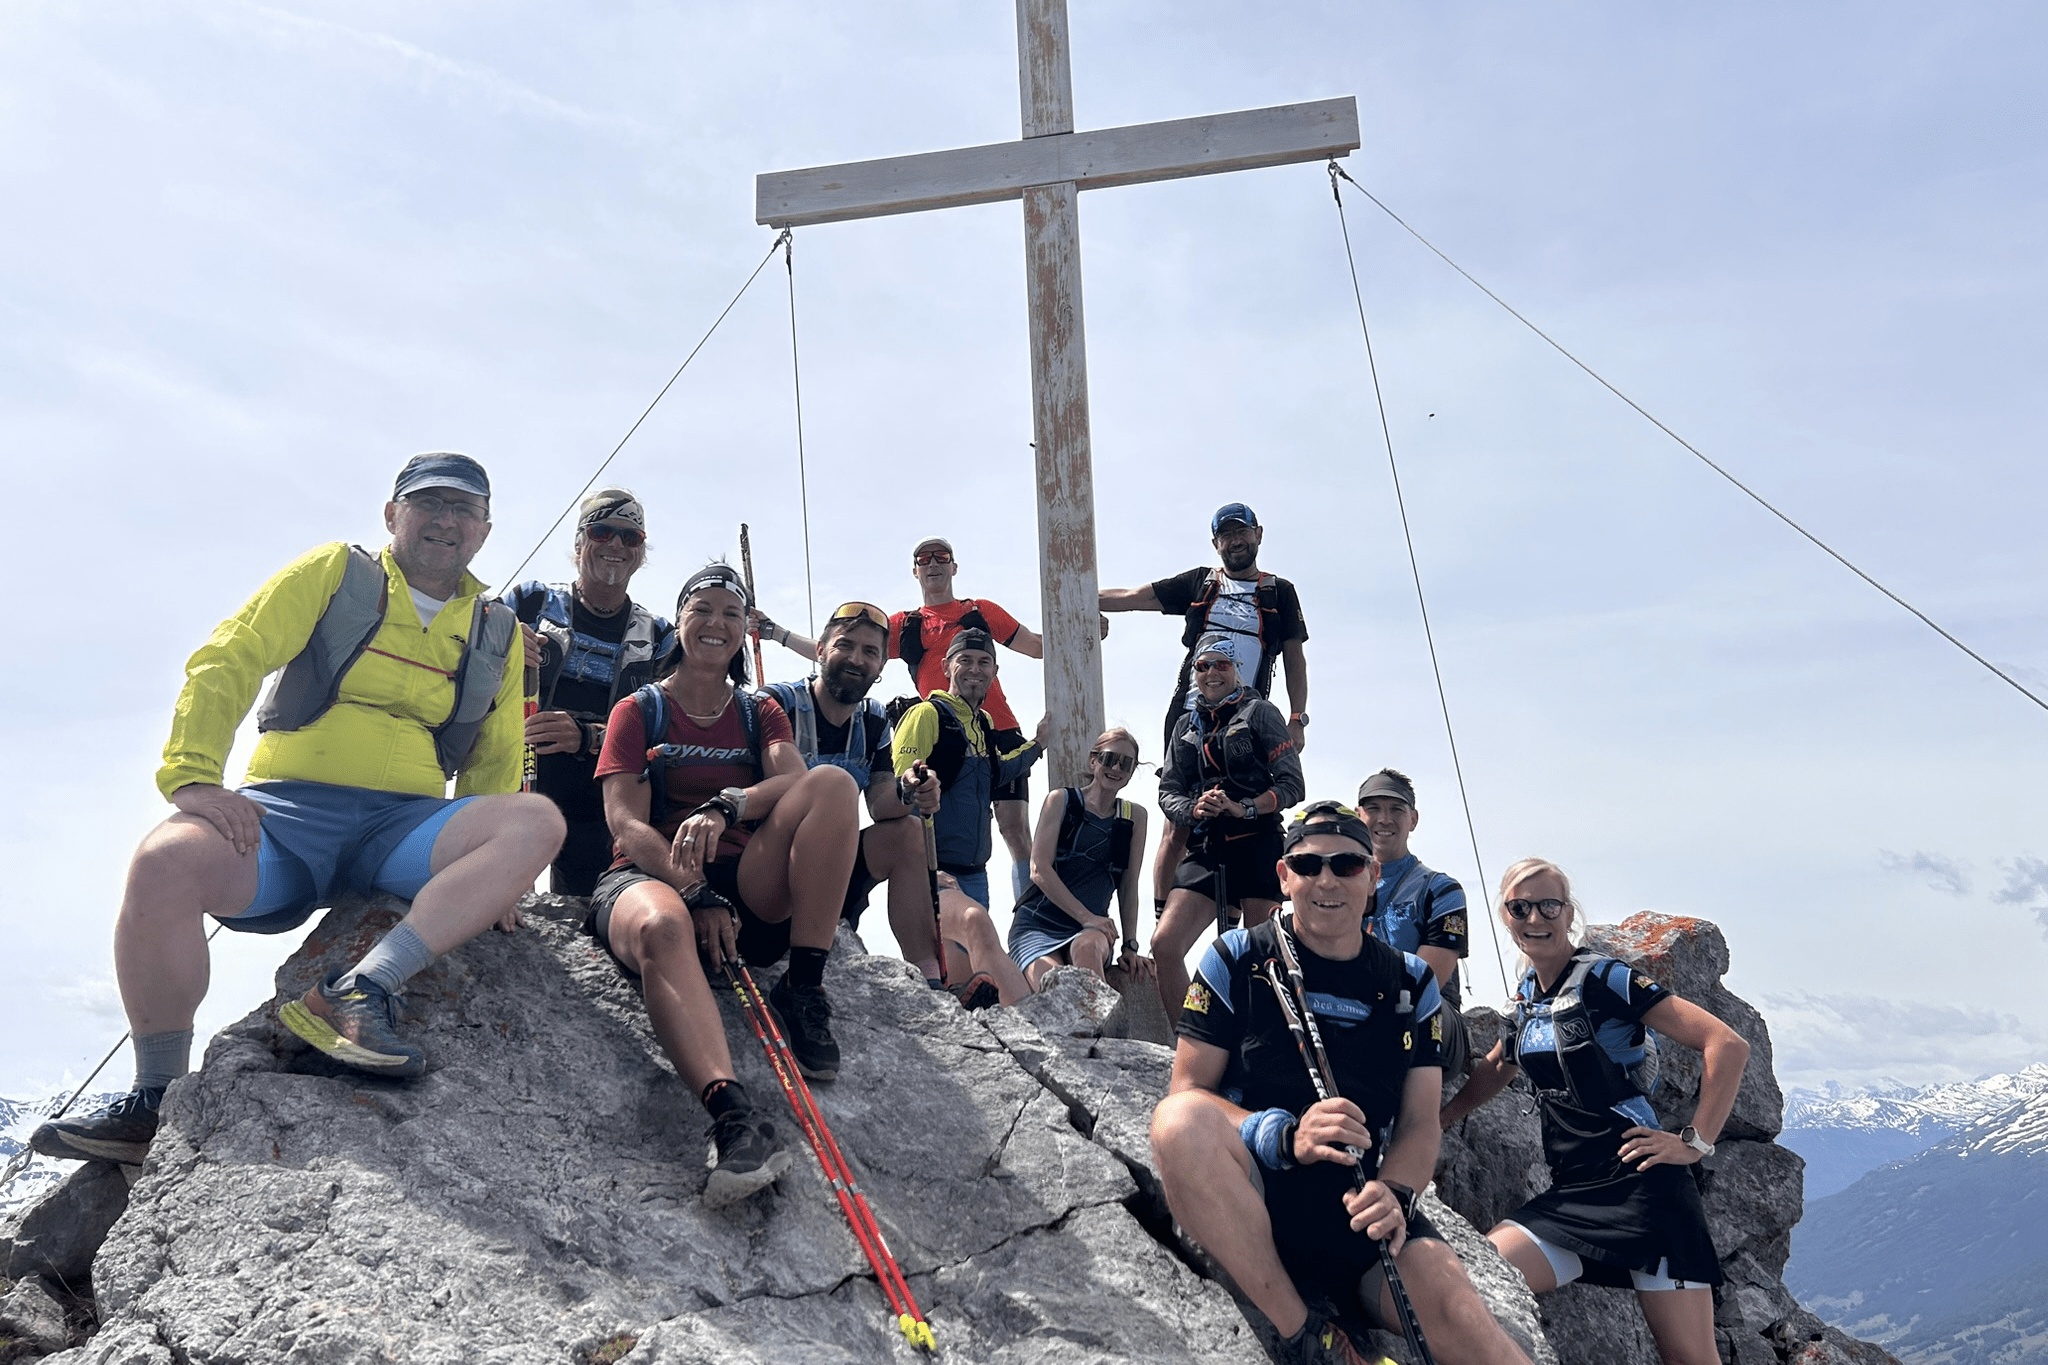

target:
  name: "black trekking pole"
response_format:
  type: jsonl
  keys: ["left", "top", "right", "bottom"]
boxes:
{"left": 917, "top": 773, "right": 947, "bottom": 985}
{"left": 1265, "top": 918, "right": 1438, "bottom": 1365}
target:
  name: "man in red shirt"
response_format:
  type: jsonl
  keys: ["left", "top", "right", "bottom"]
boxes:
{"left": 887, "top": 536, "right": 1045, "bottom": 901}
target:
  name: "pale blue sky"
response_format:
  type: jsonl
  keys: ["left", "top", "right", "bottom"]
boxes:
{"left": 3, "top": 1, "right": 2043, "bottom": 1095}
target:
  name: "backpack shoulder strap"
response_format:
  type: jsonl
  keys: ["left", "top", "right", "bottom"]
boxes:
{"left": 431, "top": 595, "right": 518, "bottom": 778}
{"left": 897, "top": 607, "right": 926, "bottom": 672}
{"left": 633, "top": 683, "right": 671, "bottom": 825}
{"left": 255, "top": 544, "right": 391, "bottom": 736}
{"left": 737, "top": 688, "right": 764, "bottom": 782}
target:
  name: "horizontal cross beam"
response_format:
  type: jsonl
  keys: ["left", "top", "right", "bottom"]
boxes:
{"left": 756, "top": 96, "right": 1359, "bottom": 228}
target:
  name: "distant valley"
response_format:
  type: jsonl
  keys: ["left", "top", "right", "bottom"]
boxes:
{"left": 1785, "top": 1065, "right": 2048, "bottom": 1365}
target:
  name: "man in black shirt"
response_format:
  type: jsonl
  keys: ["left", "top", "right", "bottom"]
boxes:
{"left": 502, "top": 490, "right": 675, "bottom": 894}
{"left": 1150, "top": 802, "right": 1531, "bottom": 1365}
{"left": 1101, "top": 502, "right": 1310, "bottom": 915}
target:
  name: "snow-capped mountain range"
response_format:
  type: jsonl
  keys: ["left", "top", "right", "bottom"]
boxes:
{"left": 1780, "top": 1063, "right": 2048, "bottom": 1198}
{"left": 1789, "top": 1085, "right": 2048, "bottom": 1365}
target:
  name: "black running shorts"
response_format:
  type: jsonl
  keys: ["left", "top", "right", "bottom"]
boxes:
{"left": 587, "top": 861, "right": 793, "bottom": 974}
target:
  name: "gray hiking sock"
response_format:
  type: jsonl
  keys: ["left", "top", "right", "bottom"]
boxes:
{"left": 344, "top": 922, "right": 438, "bottom": 995}
{"left": 133, "top": 1029, "right": 193, "bottom": 1093}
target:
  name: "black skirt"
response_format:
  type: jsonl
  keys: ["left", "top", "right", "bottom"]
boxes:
{"left": 1506, "top": 1161, "right": 1721, "bottom": 1287}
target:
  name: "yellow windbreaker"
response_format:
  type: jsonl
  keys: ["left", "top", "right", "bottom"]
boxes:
{"left": 157, "top": 542, "right": 524, "bottom": 801}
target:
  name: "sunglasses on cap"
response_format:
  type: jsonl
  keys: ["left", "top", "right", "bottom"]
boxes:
{"left": 1283, "top": 851, "right": 1372, "bottom": 878}
{"left": 826, "top": 601, "right": 890, "bottom": 632}
{"left": 914, "top": 551, "right": 954, "bottom": 567}
{"left": 1504, "top": 897, "right": 1568, "bottom": 921}
{"left": 1191, "top": 658, "right": 1236, "bottom": 674}
{"left": 1090, "top": 750, "right": 1137, "bottom": 773}
{"left": 585, "top": 524, "right": 645, "bottom": 548}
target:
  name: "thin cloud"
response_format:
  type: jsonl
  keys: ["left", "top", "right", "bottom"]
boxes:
{"left": 1992, "top": 856, "right": 2048, "bottom": 936}
{"left": 1877, "top": 849, "right": 1970, "bottom": 896}
{"left": 225, "top": 4, "right": 650, "bottom": 135}
{"left": 1764, "top": 991, "right": 2048, "bottom": 1092}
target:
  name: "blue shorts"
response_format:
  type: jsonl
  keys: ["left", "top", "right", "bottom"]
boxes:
{"left": 220, "top": 780, "right": 474, "bottom": 935}
{"left": 944, "top": 867, "right": 990, "bottom": 909}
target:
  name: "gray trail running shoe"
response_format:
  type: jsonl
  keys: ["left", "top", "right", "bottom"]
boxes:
{"left": 30, "top": 1086, "right": 164, "bottom": 1164}
{"left": 279, "top": 972, "right": 427, "bottom": 1078}
{"left": 766, "top": 973, "right": 841, "bottom": 1081}
{"left": 703, "top": 1106, "right": 794, "bottom": 1208}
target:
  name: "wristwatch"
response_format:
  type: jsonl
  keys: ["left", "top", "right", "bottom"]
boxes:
{"left": 1383, "top": 1180, "right": 1421, "bottom": 1222}
{"left": 1290, "top": 712, "right": 1310, "bottom": 727}
{"left": 1240, "top": 798, "right": 1258, "bottom": 819}
{"left": 1679, "top": 1126, "right": 1715, "bottom": 1158}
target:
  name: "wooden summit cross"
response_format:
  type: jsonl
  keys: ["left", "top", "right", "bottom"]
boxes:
{"left": 757, "top": 1, "right": 1359, "bottom": 781}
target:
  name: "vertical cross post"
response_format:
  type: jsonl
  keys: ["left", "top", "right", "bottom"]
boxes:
{"left": 1018, "top": 0, "right": 1103, "bottom": 787}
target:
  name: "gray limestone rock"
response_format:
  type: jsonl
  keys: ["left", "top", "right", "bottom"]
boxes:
{"left": 49, "top": 896, "right": 1247, "bottom": 1365}
{"left": 1009, "top": 966, "right": 1128, "bottom": 1041}
{"left": 34, "top": 899, "right": 1887, "bottom": 1365}
{"left": 6, "top": 1160, "right": 129, "bottom": 1288}
{"left": 1586, "top": 916, "right": 1785, "bottom": 1141}
{"left": 0, "top": 1274, "right": 72, "bottom": 1355}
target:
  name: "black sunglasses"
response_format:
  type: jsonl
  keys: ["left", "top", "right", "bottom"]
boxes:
{"left": 1504, "top": 897, "right": 1568, "bottom": 921}
{"left": 1090, "top": 750, "right": 1136, "bottom": 773}
{"left": 1283, "top": 851, "right": 1372, "bottom": 879}
{"left": 585, "top": 523, "right": 645, "bottom": 548}
{"left": 914, "top": 551, "right": 954, "bottom": 566}
{"left": 1192, "top": 658, "right": 1235, "bottom": 674}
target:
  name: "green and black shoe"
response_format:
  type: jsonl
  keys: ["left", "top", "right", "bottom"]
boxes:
{"left": 280, "top": 972, "right": 427, "bottom": 1078}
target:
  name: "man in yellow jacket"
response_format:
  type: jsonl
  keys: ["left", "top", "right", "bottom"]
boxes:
{"left": 33, "top": 453, "right": 564, "bottom": 1165}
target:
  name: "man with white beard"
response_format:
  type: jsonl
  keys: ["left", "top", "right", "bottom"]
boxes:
{"left": 502, "top": 490, "right": 676, "bottom": 895}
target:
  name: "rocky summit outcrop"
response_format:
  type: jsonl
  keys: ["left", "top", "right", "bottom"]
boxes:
{"left": 15, "top": 903, "right": 1888, "bottom": 1365}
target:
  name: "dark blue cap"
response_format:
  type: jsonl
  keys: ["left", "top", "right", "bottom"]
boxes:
{"left": 1211, "top": 502, "right": 1258, "bottom": 534}
{"left": 394, "top": 452, "right": 491, "bottom": 502}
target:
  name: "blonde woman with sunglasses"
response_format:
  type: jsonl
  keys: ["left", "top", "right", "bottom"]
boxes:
{"left": 1439, "top": 859, "right": 1750, "bottom": 1365}
{"left": 1007, "top": 728, "right": 1153, "bottom": 989}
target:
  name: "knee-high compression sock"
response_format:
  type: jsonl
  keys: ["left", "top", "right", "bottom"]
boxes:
{"left": 343, "top": 922, "right": 438, "bottom": 995}
{"left": 133, "top": 1029, "right": 193, "bottom": 1093}
{"left": 786, "top": 946, "right": 830, "bottom": 991}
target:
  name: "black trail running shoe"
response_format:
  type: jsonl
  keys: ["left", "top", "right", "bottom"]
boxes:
{"left": 1286, "top": 1309, "right": 1380, "bottom": 1365}
{"left": 30, "top": 1086, "right": 164, "bottom": 1164}
{"left": 767, "top": 973, "right": 841, "bottom": 1081}
{"left": 948, "top": 972, "right": 1001, "bottom": 1011}
{"left": 703, "top": 1106, "right": 793, "bottom": 1208}
{"left": 279, "top": 972, "right": 428, "bottom": 1078}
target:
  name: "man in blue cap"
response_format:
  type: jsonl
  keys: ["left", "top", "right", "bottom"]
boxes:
{"left": 1101, "top": 502, "right": 1310, "bottom": 910}
{"left": 33, "top": 452, "right": 564, "bottom": 1166}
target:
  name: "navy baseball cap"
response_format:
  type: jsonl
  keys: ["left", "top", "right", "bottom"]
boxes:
{"left": 1211, "top": 502, "right": 1259, "bottom": 534}
{"left": 394, "top": 452, "right": 491, "bottom": 502}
